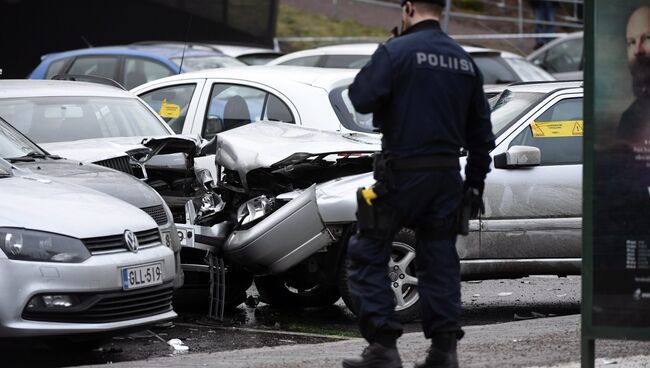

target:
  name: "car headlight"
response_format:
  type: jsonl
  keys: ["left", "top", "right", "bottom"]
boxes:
{"left": 237, "top": 196, "right": 274, "bottom": 227}
{"left": 0, "top": 228, "right": 90, "bottom": 263}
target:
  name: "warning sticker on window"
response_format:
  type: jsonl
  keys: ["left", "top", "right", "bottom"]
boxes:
{"left": 530, "top": 120, "right": 583, "bottom": 138}
{"left": 159, "top": 99, "right": 181, "bottom": 119}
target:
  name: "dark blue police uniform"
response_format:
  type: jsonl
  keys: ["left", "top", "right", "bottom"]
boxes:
{"left": 346, "top": 19, "right": 495, "bottom": 350}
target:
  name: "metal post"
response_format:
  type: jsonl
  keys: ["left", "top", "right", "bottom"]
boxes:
{"left": 442, "top": 0, "right": 452, "bottom": 32}
{"left": 517, "top": 0, "right": 524, "bottom": 35}
{"left": 581, "top": 336, "right": 595, "bottom": 368}
{"left": 333, "top": 0, "right": 338, "bottom": 19}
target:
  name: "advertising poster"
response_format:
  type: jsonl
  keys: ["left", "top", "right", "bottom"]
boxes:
{"left": 592, "top": 0, "right": 650, "bottom": 327}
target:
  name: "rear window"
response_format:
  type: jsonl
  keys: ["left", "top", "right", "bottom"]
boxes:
{"left": 472, "top": 54, "right": 519, "bottom": 84}
{"left": 330, "top": 86, "right": 375, "bottom": 133}
{"left": 505, "top": 58, "right": 555, "bottom": 81}
{"left": 171, "top": 56, "right": 246, "bottom": 71}
{"left": 322, "top": 55, "right": 371, "bottom": 69}
{"left": 44, "top": 58, "right": 69, "bottom": 79}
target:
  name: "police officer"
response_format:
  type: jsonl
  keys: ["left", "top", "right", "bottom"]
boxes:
{"left": 341, "top": 1, "right": 495, "bottom": 367}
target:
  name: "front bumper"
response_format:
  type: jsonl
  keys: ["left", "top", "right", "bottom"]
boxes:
{"left": 0, "top": 245, "right": 177, "bottom": 338}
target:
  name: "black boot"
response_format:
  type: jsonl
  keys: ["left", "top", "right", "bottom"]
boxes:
{"left": 342, "top": 343, "right": 403, "bottom": 368}
{"left": 414, "top": 333, "right": 458, "bottom": 368}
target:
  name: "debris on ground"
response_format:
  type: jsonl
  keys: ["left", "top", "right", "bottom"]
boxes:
{"left": 497, "top": 292, "right": 513, "bottom": 297}
{"left": 167, "top": 338, "right": 190, "bottom": 353}
{"left": 514, "top": 311, "right": 549, "bottom": 320}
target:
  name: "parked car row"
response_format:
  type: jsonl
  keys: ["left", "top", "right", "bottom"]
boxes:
{"left": 25, "top": 38, "right": 573, "bottom": 92}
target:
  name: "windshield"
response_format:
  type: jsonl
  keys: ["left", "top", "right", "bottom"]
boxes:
{"left": 504, "top": 58, "right": 555, "bottom": 82}
{"left": 0, "top": 97, "right": 170, "bottom": 144}
{"left": 172, "top": 56, "right": 246, "bottom": 71}
{"left": 489, "top": 90, "right": 545, "bottom": 137}
{"left": 330, "top": 86, "right": 375, "bottom": 133}
{"left": 0, "top": 116, "right": 44, "bottom": 159}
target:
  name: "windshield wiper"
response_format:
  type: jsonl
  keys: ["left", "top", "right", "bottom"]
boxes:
{"left": 5, "top": 152, "right": 62, "bottom": 163}
{"left": 25, "top": 152, "right": 62, "bottom": 160}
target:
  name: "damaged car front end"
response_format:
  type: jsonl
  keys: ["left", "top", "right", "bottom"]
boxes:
{"left": 202, "top": 122, "right": 379, "bottom": 309}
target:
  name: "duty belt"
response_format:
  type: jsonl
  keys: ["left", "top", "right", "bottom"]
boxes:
{"left": 388, "top": 155, "right": 460, "bottom": 171}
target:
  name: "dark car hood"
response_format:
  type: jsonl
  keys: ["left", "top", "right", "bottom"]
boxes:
{"left": 14, "top": 159, "right": 163, "bottom": 209}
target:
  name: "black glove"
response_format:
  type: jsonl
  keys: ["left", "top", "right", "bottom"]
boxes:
{"left": 463, "top": 180, "right": 485, "bottom": 219}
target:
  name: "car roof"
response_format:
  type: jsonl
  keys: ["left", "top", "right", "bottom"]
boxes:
{"left": 207, "top": 44, "right": 282, "bottom": 57}
{"left": 0, "top": 80, "right": 137, "bottom": 99}
{"left": 41, "top": 44, "right": 226, "bottom": 61}
{"left": 140, "top": 65, "right": 360, "bottom": 90}
{"left": 498, "top": 80, "right": 582, "bottom": 94}
{"left": 270, "top": 43, "right": 522, "bottom": 62}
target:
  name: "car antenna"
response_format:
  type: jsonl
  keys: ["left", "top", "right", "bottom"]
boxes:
{"left": 178, "top": 15, "right": 194, "bottom": 74}
{"left": 81, "top": 36, "right": 93, "bottom": 48}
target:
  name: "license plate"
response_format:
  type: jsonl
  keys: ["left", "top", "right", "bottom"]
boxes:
{"left": 177, "top": 228, "right": 188, "bottom": 246}
{"left": 122, "top": 263, "right": 163, "bottom": 290}
{"left": 161, "top": 231, "right": 173, "bottom": 248}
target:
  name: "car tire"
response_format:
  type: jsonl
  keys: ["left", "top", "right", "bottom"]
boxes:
{"left": 338, "top": 228, "right": 421, "bottom": 323}
{"left": 254, "top": 275, "right": 341, "bottom": 308}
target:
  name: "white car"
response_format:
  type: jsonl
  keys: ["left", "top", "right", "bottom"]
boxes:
{"left": 268, "top": 43, "right": 556, "bottom": 85}
{"left": 131, "top": 66, "right": 367, "bottom": 176}
{"left": 526, "top": 32, "right": 584, "bottom": 80}
{"left": 0, "top": 158, "right": 177, "bottom": 338}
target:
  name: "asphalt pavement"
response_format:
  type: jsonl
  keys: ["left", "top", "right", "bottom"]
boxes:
{"left": 2, "top": 276, "right": 586, "bottom": 367}
{"left": 76, "top": 314, "right": 650, "bottom": 368}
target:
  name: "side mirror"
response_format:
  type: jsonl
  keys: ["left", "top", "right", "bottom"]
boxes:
{"left": 494, "top": 145, "right": 541, "bottom": 169}
{"left": 203, "top": 116, "right": 224, "bottom": 140}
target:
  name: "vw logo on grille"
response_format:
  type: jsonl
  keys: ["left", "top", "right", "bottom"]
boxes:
{"left": 124, "top": 230, "right": 139, "bottom": 253}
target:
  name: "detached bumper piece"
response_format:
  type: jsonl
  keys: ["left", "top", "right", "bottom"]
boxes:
{"left": 22, "top": 282, "right": 174, "bottom": 323}
{"left": 224, "top": 185, "right": 332, "bottom": 274}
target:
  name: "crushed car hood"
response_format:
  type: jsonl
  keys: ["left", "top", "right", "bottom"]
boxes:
{"left": 215, "top": 121, "right": 381, "bottom": 178}
{"left": 14, "top": 159, "right": 164, "bottom": 209}
{"left": 40, "top": 135, "right": 201, "bottom": 163}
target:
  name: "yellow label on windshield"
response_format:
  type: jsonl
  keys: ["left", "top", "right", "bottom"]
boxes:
{"left": 159, "top": 99, "right": 181, "bottom": 119}
{"left": 530, "top": 120, "right": 583, "bottom": 138}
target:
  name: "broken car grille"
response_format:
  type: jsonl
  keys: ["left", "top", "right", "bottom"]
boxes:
{"left": 94, "top": 156, "right": 134, "bottom": 175}
{"left": 141, "top": 205, "right": 169, "bottom": 226}
{"left": 22, "top": 283, "right": 174, "bottom": 323}
{"left": 82, "top": 228, "right": 161, "bottom": 254}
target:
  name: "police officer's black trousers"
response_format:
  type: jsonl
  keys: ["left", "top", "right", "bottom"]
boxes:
{"left": 347, "top": 170, "right": 464, "bottom": 344}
